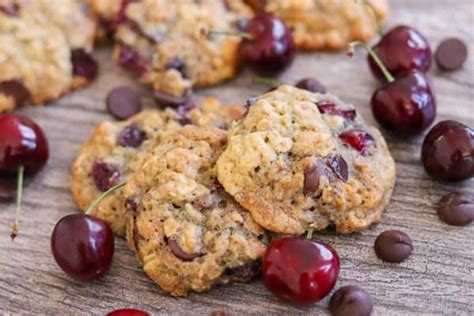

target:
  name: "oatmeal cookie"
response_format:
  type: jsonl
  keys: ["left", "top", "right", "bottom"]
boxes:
{"left": 217, "top": 85, "right": 396, "bottom": 235}
{"left": 91, "top": 0, "right": 253, "bottom": 97}
{"left": 123, "top": 125, "right": 266, "bottom": 296}
{"left": 0, "top": 0, "right": 97, "bottom": 112}
{"left": 71, "top": 99, "right": 246, "bottom": 236}
{"left": 246, "top": 0, "right": 388, "bottom": 50}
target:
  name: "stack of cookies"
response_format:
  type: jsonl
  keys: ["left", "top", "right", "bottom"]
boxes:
{"left": 72, "top": 85, "right": 396, "bottom": 296}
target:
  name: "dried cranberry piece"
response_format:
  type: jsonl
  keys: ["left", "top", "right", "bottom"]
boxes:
{"left": 71, "top": 49, "right": 98, "bottom": 81}
{"left": 0, "top": 3, "right": 19, "bottom": 16}
{"left": 339, "top": 129, "right": 375, "bottom": 156}
{"left": 328, "top": 155, "right": 349, "bottom": 182}
{"left": 317, "top": 102, "right": 356, "bottom": 121}
{"left": 116, "top": 44, "right": 149, "bottom": 76}
{"left": 117, "top": 124, "right": 146, "bottom": 148}
{"left": 124, "top": 198, "right": 138, "bottom": 214}
{"left": 92, "top": 161, "right": 121, "bottom": 192}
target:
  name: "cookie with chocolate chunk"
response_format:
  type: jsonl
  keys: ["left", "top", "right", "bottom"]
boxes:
{"left": 0, "top": 0, "right": 97, "bottom": 112}
{"left": 71, "top": 98, "right": 245, "bottom": 236}
{"left": 92, "top": 0, "right": 253, "bottom": 97}
{"left": 124, "top": 126, "right": 266, "bottom": 296}
{"left": 217, "top": 85, "right": 396, "bottom": 234}
{"left": 245, "top": 0, "right": 388, "bottom": 50}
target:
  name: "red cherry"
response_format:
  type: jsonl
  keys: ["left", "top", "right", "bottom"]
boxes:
{"left": 339, "top": 129, "right": 375, "bottom": 156}
{"left": 107, "top": 308, "right": 150, "bottom": 316}
{"left": 421, "top": 120, "right": 474, "bottom": 181}
{"left": 51, "top": 214, "right": 114, "bottom": 281}
{"left": 368, "top": 25, "right": 432, "bottom": 82}
{"left": 371, "top": 71, "right": 436, "bottom": 135}
{"left": 262, "top": 236, "right": 340, "bottom": 305}
{"left": 0, "top": 114, "right": 49, "bottom": 175}
{"left": 240, "top": 13, "right": 295, "bottom": 76}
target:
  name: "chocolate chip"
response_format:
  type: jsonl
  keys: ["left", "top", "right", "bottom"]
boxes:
{"left": 374, "top": 230, "right": 413, "bottom": 263}
{"left": 329, "top": 285, "right": 373, "bottom": 316}
{"left": 225, "top": 261, "right": 261, "bottom": 282}
{"left": 295, "top": 78, "right": 326, "bottom": 94}
{"left": 0, "top": 3, "right": 20, "bottom": 16}
{"left": 166, "top": 58, "right": 187, "bottom": 78}
{"left": 91, "top": 160, "right": 121, "bottom": 192}
{"left": 246, "top": 97, "right": 258, "bottom": 107}
{"left": 106, "top": 86, "right": 142, "bottom": 120}
{"left": 303, "top": 160, "right": 329, "bottom": 195}
{"left": 167, "top": 239, "right": 200, "bottom": 261}
{"left": 117, "top": 124, "right": 146, "bottom": 148}
{"left": 328, "top": 155, "right": 349, "bottom": 182}
{"left": 437, "top": 192, "right": 474, "bottom": 226}
{"left": 71, "top": 49, "right": 98, "bottom": 81}
{"left": 235, "top": 17, "right": 250, "bottom": 32}
{"left": 0, "top": 178, "right": 16, "bottom": 202}
{"left": 0, "top": 79, "right": 31, "bottom": 107}
{"left": 154, "top": 91, "right": 190, "bottom": 108}
{"left": 436, "top": 38, "right": 468, "bottom": 71}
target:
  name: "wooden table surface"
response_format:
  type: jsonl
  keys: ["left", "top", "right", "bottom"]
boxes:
{"left": 1, "top": 0, "right": 473, "bottom": 315}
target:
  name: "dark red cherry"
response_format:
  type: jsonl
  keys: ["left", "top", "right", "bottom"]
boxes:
{"left": 339, "top": 129, "right": 375, "bottom": 156}
{"left": 107, "top": 309, "right": 150, "bottom": 316}
{"left": 240, "top": 13, "right": 295, "bottom": 76}
{"left": 92, "top": 160, "right": 121, "bottom": 192}
{"left": 369, "top": 25, "right": 432, "bottom": 81}
{"left": 421, "top": 120, "right": 474, "bottom": 181}
{"left": 0, "top": 114, "right": 49, "bottom": 175}
{"left": 371, "top": 70, "right": 436, "bottom": 135}
{"left": 51, "top": 214, "right": 114, "bottom": 281}
{"left": 317, "top": 102, "right": 356, "bottom": 121}
{"left": 116, "top": 44, "right": 149, "bottom": 76}
{"left": 262, "top": 236, "right": 340, "bottom": 305}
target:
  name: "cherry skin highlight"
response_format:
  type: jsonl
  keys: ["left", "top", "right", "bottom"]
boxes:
{"left": 262, "top": 236, "right": 340, "bottom": 305}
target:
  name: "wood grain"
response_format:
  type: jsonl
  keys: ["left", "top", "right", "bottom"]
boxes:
{"left": 1, "top": 0, "right": 473, "bottom": 315}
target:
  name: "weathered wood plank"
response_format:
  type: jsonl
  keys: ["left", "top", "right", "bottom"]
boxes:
{"left": 1, "top": 0, "right": 473, "bottom": 315}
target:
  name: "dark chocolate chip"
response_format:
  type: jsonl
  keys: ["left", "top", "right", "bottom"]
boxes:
{"left": 167, "top": 239, "right": 200, "bottom": 261}
{"left": 437, "top": 192, "right": 474, "bottom": 226}
{"left": 328, "top": 155, "right": 349, "bottom": 182}
{"left": 0, "top": 178, "right": 17, "bottom": 202}
{"left": 106, "top": 86, "right": 142, "bottom": 120}
{"left": 154, "top": 91, "right": 190, "bottom": 108}
{"left": 71, "top": 49, "right": 98, "bottom": 81}
{"left": 91, "top": 160, "right": 121, "bottom": 192}
{"left": 436, "top": 38, "right": 468, "bottom": 71}
{"left": 225, "top": 261, "right": 261, "bottom": 282}
{"left": 0, "top": 79, "right": 31, "bottom": 107}
{"left": 329, "top": 285, "right": 373, "bottom": 316}
{"left": 374, "top": 230, "right": 413, "bottom": 263}
{"left": 117, "top": 124, "right": 146, "bottom": 148}
{"left": 246, "top": 97, "right": 258, "bottom": 107}
{"left": 303, "top": 160, "right": 329, "bottom": 195}
{"left": 295, "top": 78, "right": 326, "bottom": 94}
{"left": 235, "top": 17, "right": 250, "bottom": 32}
{"left": 166, "top": 58, "right": 187, "bottom": 78}
{"left": 0, "top": 3, "right": 20, "bottom": 16}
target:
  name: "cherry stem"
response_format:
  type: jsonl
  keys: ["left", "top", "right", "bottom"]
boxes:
{"left": 252, "top": 76, "right": 281, "bottom": 86}
{"left": 306, "top": 228, "right": 314, "bottom": 240}
{"left": 10, "top": 166, "right": 24, "bottom": 241}
{"left": 204, "top": 29, "right": 254, "bottom": 40}
{"left": 357, "top": 0, "right": 384, "bottom": 35}
{"left": 85, "top": 181, "right": 127, "bottom": 216}
{"left": 349, "top": 41, "right": 395, "bottom": 83}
